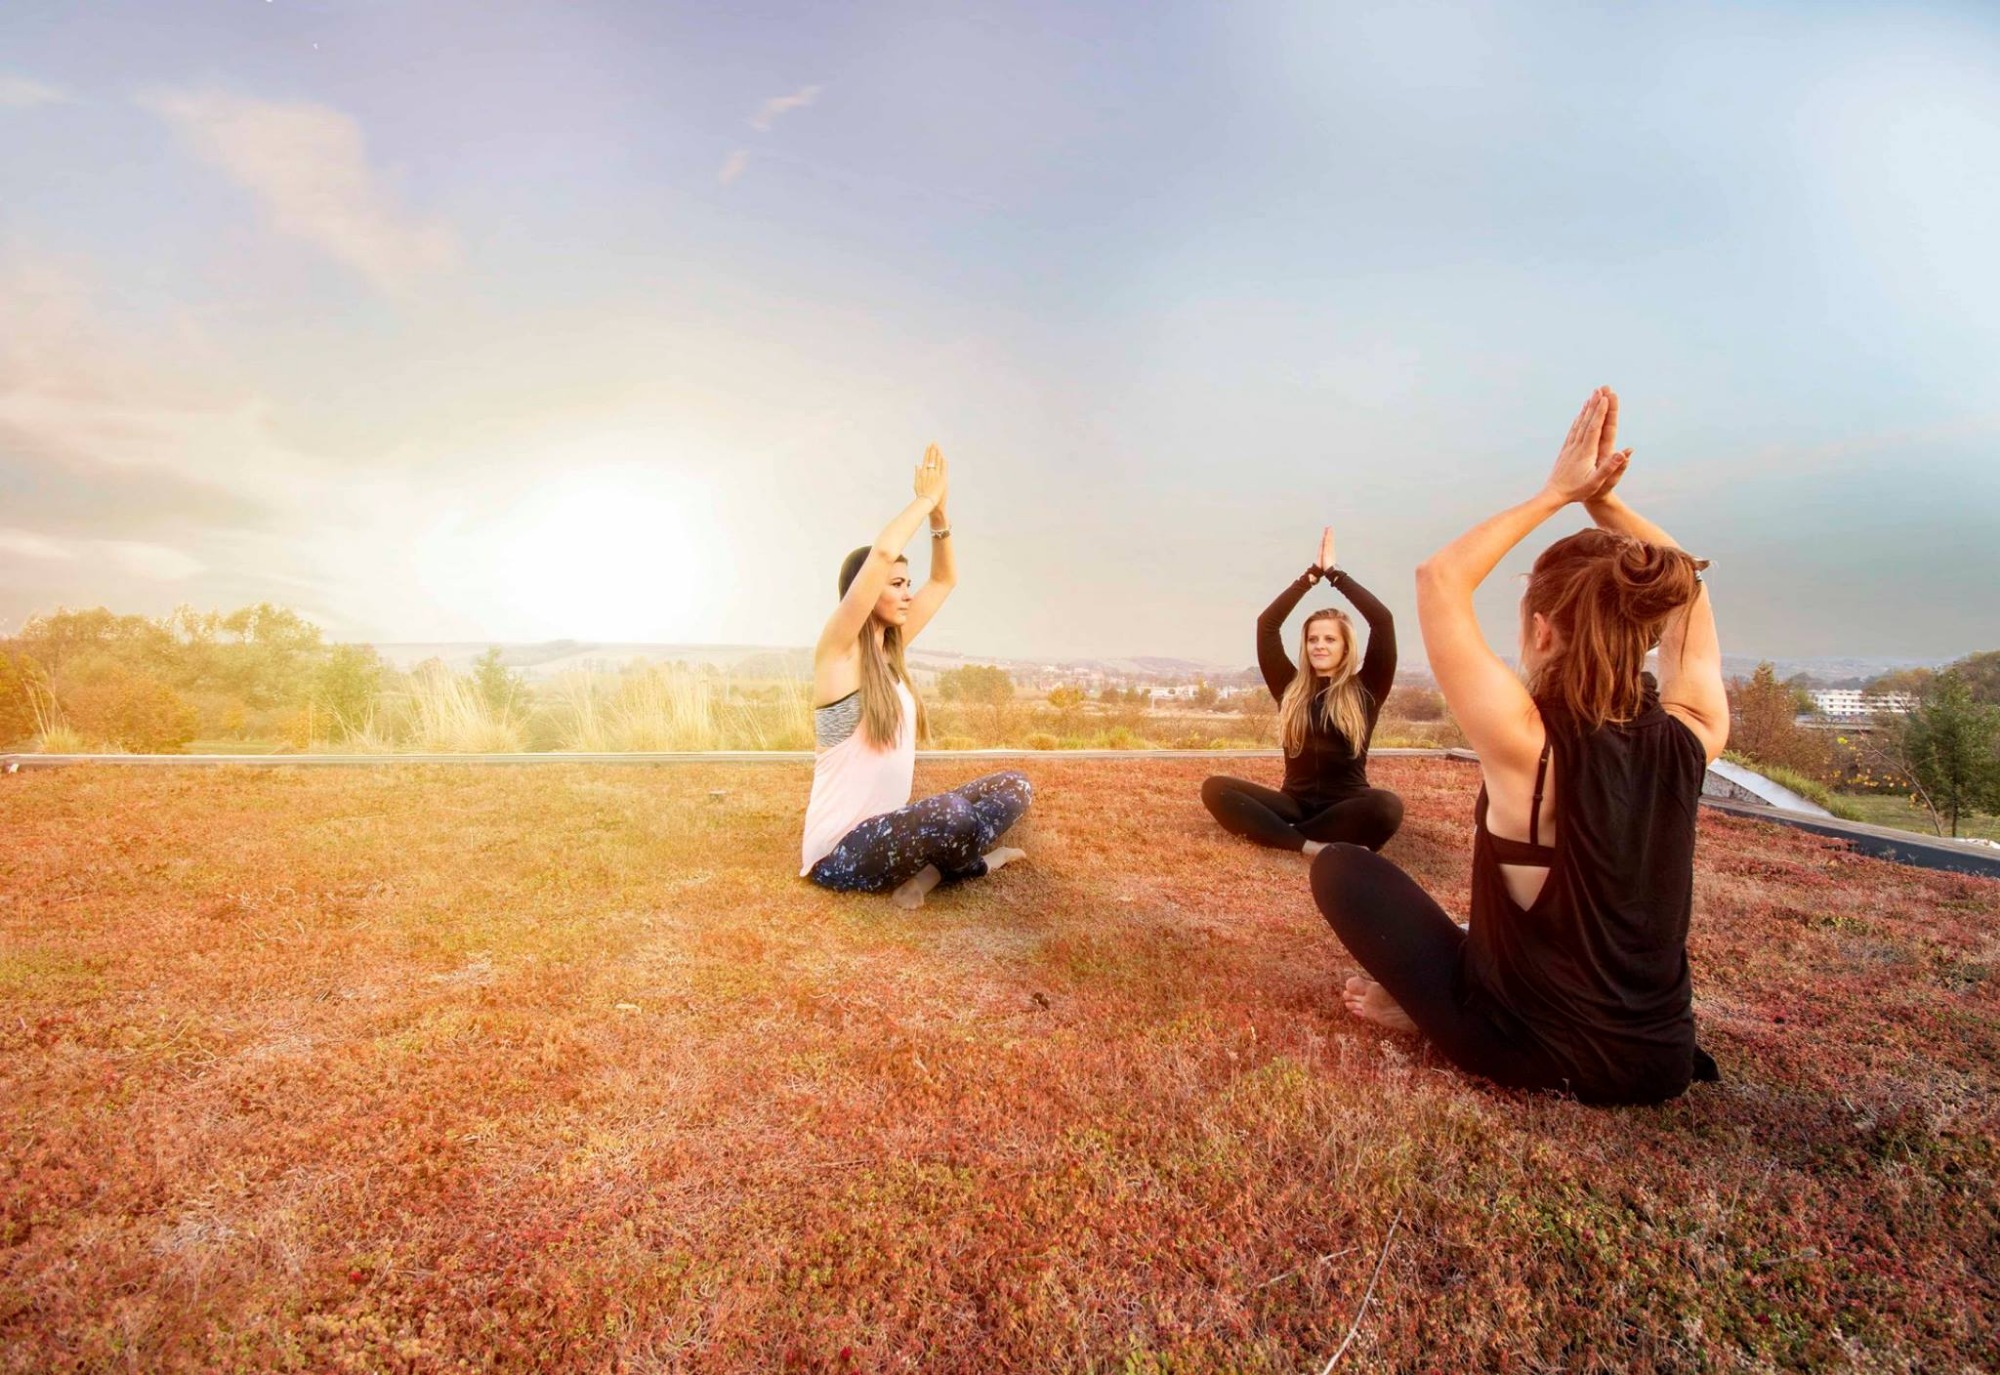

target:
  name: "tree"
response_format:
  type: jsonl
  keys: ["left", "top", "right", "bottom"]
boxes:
{"left": 1866, "top": 666, "right": 1935, "bottom": 699}
{"left": 1897, "top": 672, "right": 2000, "bottom": 838}
{"left": 0, "top": 650, "right": 39, "bottom": 747}
{"left": 1948, "top": 650, "right": 2000, "bottom": 706}
{"left": 1727, "top": 662, "right": 1830, "bottom": 778}
{"left": 1386, "top": 685, "right": 1447, "bottom": 723}
{"left": 472, "top": 647, "right": 524, "bottom": 718}
{"left": 311, "top": 645, "right": 385, "bottom": 740}
{"left": 1192, "top": 679, "right": 1219, "bottom": 710}
{"left": 1046, "top": 685, "right": 1085, "bottom": 712}
{"left": 13, "top": 607, "right": 172, "bottom": 678}
{"left": 937, "top": 665, "right": 1013, "bottom": 706}
{"left": 63, "top": 663, "right": 199, "bottom": 752}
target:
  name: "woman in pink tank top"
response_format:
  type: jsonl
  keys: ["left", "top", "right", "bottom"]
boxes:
{"left": 800, "top": 445, "right": 1032, "bottom": 910}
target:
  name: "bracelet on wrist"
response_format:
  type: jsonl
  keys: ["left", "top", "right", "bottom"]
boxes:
{"left": 930, "top": 525, "right": 952, "bottom": 540}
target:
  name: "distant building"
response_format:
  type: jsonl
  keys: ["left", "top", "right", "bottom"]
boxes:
{"left": 1812, "top": 689, "right": 1917, "bottom": 719}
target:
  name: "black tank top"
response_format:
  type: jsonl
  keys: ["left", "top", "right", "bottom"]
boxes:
{"left": 1460, "top": 685, "right": 1709, "bottom": 1104}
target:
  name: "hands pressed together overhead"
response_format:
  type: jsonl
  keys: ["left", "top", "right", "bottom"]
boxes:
{"left": 1545, "top": 386, "right": 1632, "bottom": 506}
{"left": 914, "top": 442, "right": 949, "bottom": 511}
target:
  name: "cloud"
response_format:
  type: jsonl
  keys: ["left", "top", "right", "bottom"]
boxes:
{"left": 0, "top": 75, "right": 70, "bottom": 108}
{"left": 138, "top": 87, "right": 458, "bottom": 293}
{"left": 0, "top": 529, "right": 202, "bottom": 580}
{"left": 750, "top": 84, "right": 821, "bottom": 132}
{"left": 717, "top": 148, "right": 749, "bottom": 185}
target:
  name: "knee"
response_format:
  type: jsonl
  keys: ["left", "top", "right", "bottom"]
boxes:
{"left": 1310, "top": 843, "right": 1388, "bottom": 936}
{"left": 1200, "top": 775, "right": 1235, "bottom": 815}
{"left": 932, "top": 791, "right": 977, "bottom": 833}
{"left": 1000, "top": 770, "right": 1033, "bottom": 809}
{"left": 1366, "top": 790, "right": 1405, "bottom": 847}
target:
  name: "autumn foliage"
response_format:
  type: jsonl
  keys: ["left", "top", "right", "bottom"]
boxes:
{"left": 1, "top": 757, "right": 1994, "bottom": 1372}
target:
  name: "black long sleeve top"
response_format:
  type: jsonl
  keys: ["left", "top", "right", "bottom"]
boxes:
{"left": 1256, "top": 566, "right": 1397, "bottom": 806}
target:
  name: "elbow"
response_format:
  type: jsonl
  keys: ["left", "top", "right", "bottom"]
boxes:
{"left": 1415, "top": 559, "right": 1464, "bottom": 598}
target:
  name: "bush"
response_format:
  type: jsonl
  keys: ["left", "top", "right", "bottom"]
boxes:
{"left": 1728, "top": 663, "right": 1833, "bottom": 780}
{"left": 63, "top": 665, "right": 198, "bottom": 753}
{"left": 1024, "top": 733, "right": 1059, "bottom": 750}
{"left": 1385, "top": 685, "right": 1447, "bottom": 723}
{"left": 937, "top": 665, "right": 1013, "bottom": 705}
{"left": 0, "top": 651, "right": 39, "bottom": 748}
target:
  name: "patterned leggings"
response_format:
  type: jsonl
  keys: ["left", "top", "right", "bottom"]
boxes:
{"left": 808, "top": 771, "right": 1034, "bottom": 894}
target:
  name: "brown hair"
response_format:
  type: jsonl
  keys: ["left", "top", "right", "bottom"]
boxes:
{"left": 1276, "top": 608, "right": 1372, "bottom": 757}
{"left": 1522, "top": 529, "right": 1708, "bottom": 730}
{"left": 838, "top": 547, "right": 929, "bottom": 749}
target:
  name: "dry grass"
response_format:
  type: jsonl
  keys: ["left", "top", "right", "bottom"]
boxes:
{"left": 1, "top": 758, "right": 1994, "bottom": 1373}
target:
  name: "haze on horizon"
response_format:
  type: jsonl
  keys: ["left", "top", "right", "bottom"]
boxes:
{"left": 2, "top": 1, "right": 1996, "bottom": 668}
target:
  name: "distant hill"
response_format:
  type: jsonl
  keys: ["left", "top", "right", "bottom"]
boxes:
{"left": 369, "top": 642, "right": 1959, "bottom": 688}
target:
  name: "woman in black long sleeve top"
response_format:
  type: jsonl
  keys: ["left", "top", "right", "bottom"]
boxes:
{"left": 1201, "top": 527, "right": 1404, "bottom": 856}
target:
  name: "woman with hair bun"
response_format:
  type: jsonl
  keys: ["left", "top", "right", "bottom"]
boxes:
{"left": 800, "top": 445, "right": 1031, "bottom": 909}
{"left": 1313, "top": 388, "right": 1730, "bottom": 1105}
{"left": 1201, "top": 526, "right": 1402, "bottom": 856}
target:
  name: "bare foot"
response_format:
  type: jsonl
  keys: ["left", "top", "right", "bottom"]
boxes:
{"left": 1301, "top": 840, "right": 1328, "bottom": 859}
{"left": 891, "top": 865, "right": 943, "bottom": 910}
{"left": 1342, "top": 975, "right": 1418, "bottom": 1033}
{"left": 982, "top": 846, "right": 1026, "bottom": 873}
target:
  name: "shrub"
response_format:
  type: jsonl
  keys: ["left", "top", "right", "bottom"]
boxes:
{"left": 0, "top": 650, "right": 40, "bottom": 748}
{"left": 1728, "top": 663, "right": 1834, "bottom": 781}
{"left": 62, "top": 665, "right": 198, "bottom": 753}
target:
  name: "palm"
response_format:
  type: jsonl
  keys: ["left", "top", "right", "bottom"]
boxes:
{"left": 1318, "top": 527, "right": 1336, "bottom": 571}
{"left": 1548, "top": 388, "right": 1629, "bottom": 502}
{"left": 914, "top": 443, "right": 948, "bottom": 504}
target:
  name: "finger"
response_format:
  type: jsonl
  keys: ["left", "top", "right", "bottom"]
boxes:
{"left": 1580, "top": 390, "right": 1608, "bottom": 447}
{"left": 1598, "top": 390, "right": 1620, "bottom": 461}
{"left": 1564, "top": 388, "right": 1603, "bottom": 449}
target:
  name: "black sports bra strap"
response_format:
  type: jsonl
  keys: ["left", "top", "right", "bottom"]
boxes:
{"left": 1529, "top": 736, "right": 1552, "bottom": 847}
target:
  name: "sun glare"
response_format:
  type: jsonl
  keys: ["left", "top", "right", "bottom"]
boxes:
{"left": 416, "top": 459, "right": 717, "bottom": 643}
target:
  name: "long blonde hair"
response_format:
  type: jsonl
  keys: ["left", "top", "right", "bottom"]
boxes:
{"left": 838, "top": 549, "right": 929, "bottom": 750}
{"left": 1276, "top": 608, "right": 1372, "bottom": 757}
{"left": 857, "top": 618, "right": 928, "bottom": 749}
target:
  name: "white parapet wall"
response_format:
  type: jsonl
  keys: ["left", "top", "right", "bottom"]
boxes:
{"left": 1702, "top": 758, "right": 1833, "bottom": 816}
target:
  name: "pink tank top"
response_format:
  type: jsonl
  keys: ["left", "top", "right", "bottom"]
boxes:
{"left": 799, "top": 679, "right": 917, "bottom": 875}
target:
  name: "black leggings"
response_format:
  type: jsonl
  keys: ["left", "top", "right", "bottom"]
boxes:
{"left": 1309, "top": 843, "right": 1575, "bottom": 1093}
{"left": 808, "top": 771, "right": 1032, "bottom": 894}
{"left": 1201, "top": 776, "right": 1403, "bottom": 853}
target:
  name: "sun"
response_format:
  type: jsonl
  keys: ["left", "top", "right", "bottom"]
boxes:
{"left": 415, "top": 455, "right": 718, "bottom": 644}
{"left": 499, "top": 465, "right": 714, "bottom": 642}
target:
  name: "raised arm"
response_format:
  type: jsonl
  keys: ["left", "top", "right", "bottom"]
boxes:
{"left": 901, "top": 445, "right": 956, "bottom": 642}
{"left": 813, "top": 449, "right": 946, "bottom": 667}
{"left": 1416, "top": 387, "right": 1629, "bottom": 777}
{"left": 1330, "top": 568, "right": 1397, "bottom": 703}
{"left": 1256, "top": 566, "right": 1319, "bottom": 699}
{"left": 1583, "top": 489, "right": 1728, "bottom": 762}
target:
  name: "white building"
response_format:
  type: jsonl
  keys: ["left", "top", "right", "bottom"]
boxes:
{"left": 1811, "top": 689, "right": 1917, "bottom": 719}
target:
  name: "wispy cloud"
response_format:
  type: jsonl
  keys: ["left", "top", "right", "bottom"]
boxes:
{"left": 0, "top": 75, "right": 71, "bottom": 109}
{"left": 138, "top": 87, "right": 459, "bottom": 293}
{"left": 0, "top": 529, "right": 203, "bottom": 580}
{"left": 750, "top": 84, "right": 821, "bottom": 133}
{"left": 717, "top": 148, "right": 750, "bottom": 185}
{"left": 0, "top": 253, "right": 316, "bottom": 541}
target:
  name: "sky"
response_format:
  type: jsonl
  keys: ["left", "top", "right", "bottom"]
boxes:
{"left": 2, "top": 0, "right": 1997, "bottom": 668}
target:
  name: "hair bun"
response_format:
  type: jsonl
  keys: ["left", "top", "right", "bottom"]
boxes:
{"left": 1610, "top": 541, "right": 1704, "bottom": 622}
